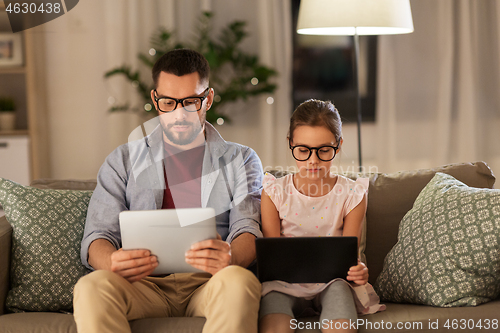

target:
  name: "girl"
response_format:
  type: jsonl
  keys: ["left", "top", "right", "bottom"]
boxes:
{"left": 259, "top": 99, "right": 384, "bottom": 333}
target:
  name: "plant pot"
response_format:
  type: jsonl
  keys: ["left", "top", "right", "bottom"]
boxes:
{"left": 0, "top": 111, "right": 16, "bottom": 131}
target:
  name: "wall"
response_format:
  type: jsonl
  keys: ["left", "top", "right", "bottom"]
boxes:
{"left": 40, "top": 0, "right": 500, "bottom": 181}
{"left": 42, "top": 0, "right": 110, "bottom": 179}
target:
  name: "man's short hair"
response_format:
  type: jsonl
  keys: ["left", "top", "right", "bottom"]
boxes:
{"left": 152, "top": 49, "right": 210, "bottom": 88}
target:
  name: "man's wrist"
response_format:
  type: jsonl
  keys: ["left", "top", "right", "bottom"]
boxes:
{"left": 228, "top": 233, "right": 256, "bottom": 268}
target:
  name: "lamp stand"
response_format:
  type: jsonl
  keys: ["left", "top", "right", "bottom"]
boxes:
{"left": 353, "top": 30, "right": 363, "bottom": 173}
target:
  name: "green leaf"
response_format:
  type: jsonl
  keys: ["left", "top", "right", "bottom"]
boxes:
{"left": 109, "top": 104, "right": 130, "bottom": 112}
{"left": 0, "top": 97, "right": 15, "bottom": 111}
{"left": 138, "top": 53, "right": 155, "bottom": 68}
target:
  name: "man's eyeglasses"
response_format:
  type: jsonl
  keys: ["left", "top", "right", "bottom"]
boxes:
{"left": 154, "top": 88, "right": 210, "bottom": 113}
{"left": 289, "top": 140, "right": 341, "bottom": 162}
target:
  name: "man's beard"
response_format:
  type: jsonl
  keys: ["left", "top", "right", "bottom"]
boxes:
{"left": 163, "top": 119, "right": 203, "bottom": 145}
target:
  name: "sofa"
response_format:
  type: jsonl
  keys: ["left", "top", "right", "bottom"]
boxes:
{"left": 0, "top": 161, "right": 499, "bottom": 333}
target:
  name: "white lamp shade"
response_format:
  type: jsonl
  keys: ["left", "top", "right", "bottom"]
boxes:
{"left": 297, "top": 0, "right": 414, "bottom": 35}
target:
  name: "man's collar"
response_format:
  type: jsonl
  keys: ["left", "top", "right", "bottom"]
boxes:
{"left": 144, "top": 121, "right": 163, "bottom": 148}
{"left": 204, "top": 121, "right": 228, "bottom": 158}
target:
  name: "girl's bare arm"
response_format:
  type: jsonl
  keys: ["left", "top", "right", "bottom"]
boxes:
{"left": 261, "top": 189, "right": 281, "bottom": 237}
{"left": 343, "top": 195, "right": 369, "bottom": 285}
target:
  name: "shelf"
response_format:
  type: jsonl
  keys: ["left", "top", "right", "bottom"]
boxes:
{"left": 0, "top": 129, "right": 29, "bottom": 136}
{"left": 0, "top": 9, "right": 49, "bottom": 180}
{"left": 0, "top": 66, "right": 26, "bottom": 74}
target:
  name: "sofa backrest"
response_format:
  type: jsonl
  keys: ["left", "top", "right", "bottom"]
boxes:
{"left": 30, "top": 179, "right": 97, "bottom": 191}
{"left": 27, "top": 162, "right": 496, "bottom": 285}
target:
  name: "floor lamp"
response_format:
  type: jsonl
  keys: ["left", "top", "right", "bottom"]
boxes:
{"left": 297, "top": 0, "right": 414, "bottom": 172}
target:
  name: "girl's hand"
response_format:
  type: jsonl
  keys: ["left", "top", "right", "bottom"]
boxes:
{"left": 346, "top": 260, "right": 368, "bottom": 285}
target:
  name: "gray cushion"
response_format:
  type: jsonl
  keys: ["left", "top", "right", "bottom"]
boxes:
{"left": 375, "top": 173, "right": 500, "bottom": 306}
{"left": 0, "top": 178, "right": 92, "bottom": 312}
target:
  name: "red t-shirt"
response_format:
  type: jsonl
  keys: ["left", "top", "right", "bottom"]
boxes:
{"left": 161, "top": 142, "right": 205, "bottom": 209}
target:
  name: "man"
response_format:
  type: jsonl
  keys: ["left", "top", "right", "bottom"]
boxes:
{"left": 73, "top": 49, "right": 263, "bottom": 333}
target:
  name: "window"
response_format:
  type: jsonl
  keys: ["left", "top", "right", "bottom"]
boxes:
{"left": 291, "top": 0, "right": 377, "bottom": 122}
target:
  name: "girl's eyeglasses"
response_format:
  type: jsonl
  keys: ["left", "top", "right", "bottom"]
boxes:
{"left": 289, "top": 140, "right": 341, "bottom": 162}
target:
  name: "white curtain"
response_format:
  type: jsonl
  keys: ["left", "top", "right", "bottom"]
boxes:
{"left": 103, "top": 0, "right": 176, "bottom": 150}
{"left": 255, "top": 0, "right": 293, "bottom": 170}
{"left": 43, "top": 0, "right": 176, "bottom": 178}
{"left": 376, "top": 0, "right": 500, "bottom": 177}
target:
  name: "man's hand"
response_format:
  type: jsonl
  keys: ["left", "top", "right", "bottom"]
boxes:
{"left": 185, "top": 234, "right": 231, "bottom": 275}
{"left": 346, "top": 260, "right": 369, "bottom": 285}
{"left": 110, "top": 249, "right": 158, "bottom": 283}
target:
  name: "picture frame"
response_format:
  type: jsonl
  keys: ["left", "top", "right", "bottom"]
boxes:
{"left": 0, "top": 33, "right": 23, "bottom": 67}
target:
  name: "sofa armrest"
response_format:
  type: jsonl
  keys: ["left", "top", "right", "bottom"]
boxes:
{"left": 0, "top": 216, "right": 12, "bottom": 315}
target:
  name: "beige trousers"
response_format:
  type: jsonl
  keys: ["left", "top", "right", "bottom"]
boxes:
{"left": 73, "top": 265, "right": 261, "bottom": 333}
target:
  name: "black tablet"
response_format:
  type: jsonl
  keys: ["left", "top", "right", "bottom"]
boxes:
{"left": 255, "top": 236, "right": 358, "bottom": 283}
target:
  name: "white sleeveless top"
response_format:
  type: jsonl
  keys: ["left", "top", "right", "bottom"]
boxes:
{"left": 261, "top": 173, "right": 385, "bottom": 315}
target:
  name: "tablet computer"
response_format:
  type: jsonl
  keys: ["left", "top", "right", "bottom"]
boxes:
{"left": 255, "top": 237, "right": 358, "bottom": 283}
{"left": 119, "top": 208, "right": 217, "bottom": 275}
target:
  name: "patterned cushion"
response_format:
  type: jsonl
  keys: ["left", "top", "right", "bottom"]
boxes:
{"left": 375, "top": 172, "right": 500, "bottom": 307}
{"left": 0, "top": 178, "right": 92, "bottom": 312}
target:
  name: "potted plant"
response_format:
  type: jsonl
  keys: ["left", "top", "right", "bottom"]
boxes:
{"left": 105, "top": 12, "right": 277, "bottom": 125}
{"left": 0, "top": 97, "right": 16, "bottom": 131}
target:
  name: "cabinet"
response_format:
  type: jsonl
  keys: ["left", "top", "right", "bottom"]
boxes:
{"left": 0, "top": 135, "right": 30, "bottom": 185}
{"left": 0, "top": 2, "right": 49, "bottom": 181}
